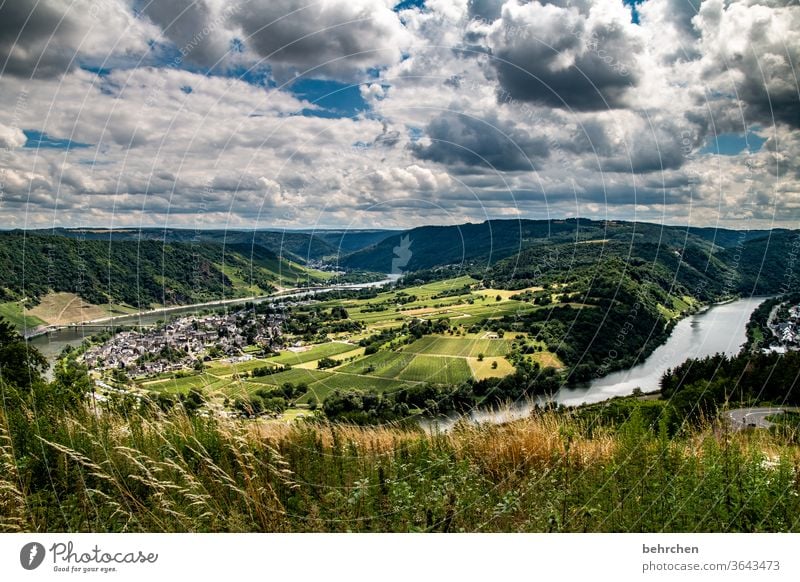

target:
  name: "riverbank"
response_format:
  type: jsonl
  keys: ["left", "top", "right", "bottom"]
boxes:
{"left": 24, "top": 275, "right": 401, "bottom": 340}
{"left": 421, "top": 296, "right": 771, "bottom": 431}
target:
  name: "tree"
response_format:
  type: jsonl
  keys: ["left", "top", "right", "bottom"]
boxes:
{"left": 0, "top": 317, "right": 48, "bottom": 390}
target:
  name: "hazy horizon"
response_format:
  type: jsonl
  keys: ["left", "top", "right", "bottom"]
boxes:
{"left": 2, "top": 215, "right": 797, "bottom": 234}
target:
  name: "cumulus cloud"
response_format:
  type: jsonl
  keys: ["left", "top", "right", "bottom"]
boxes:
{"left": 230, "top": 0, "right": 410, "bottom": 79}
{"left": 140, "top": 0, "right": 239, "bottom": 68}
{"left": 0, "top": 0, "right": 796, "bottom": 229}
{"left": 411, "top": 111, "right": 550, "bottom": 171}
{"left": 694, "top": 0, "right": 800, "bottom": 128}
{"left": 487, "top": 0, "right": 643, "bottom": 110}
{"left": 0, "top": 0, "right": 158, "bottom": 78}
{"left": 0, "top": 123, "right": 26, "bottom": 149}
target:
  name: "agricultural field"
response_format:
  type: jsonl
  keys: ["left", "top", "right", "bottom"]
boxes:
{"left": 139, "top": 372, "right": 232, "bottom": 395}
{"left": 128, "top": 276, "right": 566, "bottom": 407}
{"left": 401, "top": 335, "right": 513, "bottom": 357}
{"left": 395, "top": 355, "right": 473, "bottom": 384}
{"left": 299, "top": 374, "right": 412, "bottom": 403}
{"left": 468, "top": 356, "right": 516, "bottom": 379}
{"left": 337, "top": 351, "right": 417, "bottom": 378}
{"left": 473, "top": 286, "right": 543, "bottom": 301}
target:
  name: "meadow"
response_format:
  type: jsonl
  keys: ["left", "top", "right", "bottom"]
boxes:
{"left": 5, "top": 400, "right": 800, "bottom": 532}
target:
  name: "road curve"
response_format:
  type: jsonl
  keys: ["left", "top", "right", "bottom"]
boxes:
{"left": 726, "top": 407, "right": 790, "bottom": 430}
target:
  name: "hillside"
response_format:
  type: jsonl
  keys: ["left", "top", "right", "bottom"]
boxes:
{"left": 722, "top": 230, "right": 800, "bottom": 295}
{"left": 0, "top": 232, "right": 327, "bottom": 317}
{"left": 37, "top": 227, "right": 398, "bottom": 264}
{"left": 342, "top": 219, "right": 797, "bottom": 297}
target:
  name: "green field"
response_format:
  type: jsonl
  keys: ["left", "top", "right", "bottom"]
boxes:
{"left": 140, "top": 372, "right": 231, "bottom": 395}
{"left": 402, "top": 336, "right": 513, "bottom": 357}
{"left": 0, "top": 301, "right": 45, "bottom": 330}
{"left": 336, "top": 351, "right": 416, "bottom": 377}
{"left": 334, "top": 349, "right": 474, "bottom": 385}
{"left": 245, "top": 367, "right": 333, "bottom": 387}
{"left": 396, "top": 355, "right": 473, "bottom": 384}
{"left": 300, "top": 374, "right": 412, "bottom": 403}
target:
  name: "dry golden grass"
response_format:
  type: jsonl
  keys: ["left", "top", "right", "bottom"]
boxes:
{"left": 527, "top": 352, "right": 565, "bottom": 369}
{"left": 474, "top": 287, "right": 543, "bottom": 301}
{"left": 5, "top": 401, "right": 800, "bottom": 532}
{"left": 26, "top": 292, "right": 113, "bottom": 325}
{"left": 467, "top": 356, "right": 516, "bottom": 379}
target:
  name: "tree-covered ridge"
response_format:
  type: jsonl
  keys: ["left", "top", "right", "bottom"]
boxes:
{"left": 660, "top": 350, "right": 800, "bottom": 425}
{"left": 0, "top": 232, "right": 322, "bottom": 308}
{"left": 340, "top": 217, "right": 786, "bottom": 274}
{"left": 36, "top": 227, "right": 399, "bottom": 264}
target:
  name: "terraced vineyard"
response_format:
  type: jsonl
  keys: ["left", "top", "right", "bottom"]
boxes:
{"left": 402, "top": 336, "right": 513, "bottom": 357}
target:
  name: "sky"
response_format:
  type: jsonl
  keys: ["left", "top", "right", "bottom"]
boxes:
{"left": 0, "top": 0, "right": 797, "bottom": 231}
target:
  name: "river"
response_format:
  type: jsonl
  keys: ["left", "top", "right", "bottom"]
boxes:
{"left": 428, "top": 295, "right": 769, "bottom": 428}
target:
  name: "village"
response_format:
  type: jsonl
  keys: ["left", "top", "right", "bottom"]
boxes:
{"left": 765, "top": 302, "right": 800, "bottom": 354}
{"left": 81, "top": 309, "right": 286, "bottom": 377}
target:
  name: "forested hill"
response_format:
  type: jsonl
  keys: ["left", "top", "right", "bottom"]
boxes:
{"left": 0, "top": 232, "right": 324, "bottom": 309}
{"left": 38, "top": 227, "right": 398, "bottom": 264}
{"left": 342, "top": 218, "right": 796, "bottom": 296}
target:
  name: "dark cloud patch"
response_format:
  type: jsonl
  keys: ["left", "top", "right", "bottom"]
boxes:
{"left": 467, "top": 0, "right": 505, "bottom": 22}
{"left": 562, "top": 119, "right": 615, "bottom": 156}
{"left": 488, "top": 3, "right": 640, "bottom": 111}
{"left": 373, "top": 123, "right": 401, "bottom": 148}
{"left": 739, "top": 68, "right": 800, "bottom": 130}
{"left": 140, "top": 0, "right": 233, "bottom": 67}
{"left": 411, "top": 111, "right": 549, "bottom": 171}
{"left": 0, "top": 1, "right": 77, "bottom": 77}
{"left": 600, "top": 146, "right": 685, "bottom": 174}
{"left": 231, "top": 0, "right": 406, "bottom": 79}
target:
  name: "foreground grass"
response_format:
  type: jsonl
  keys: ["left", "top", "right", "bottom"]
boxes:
{"left": 2, "top": 405, "right": 800, "bottom": 532}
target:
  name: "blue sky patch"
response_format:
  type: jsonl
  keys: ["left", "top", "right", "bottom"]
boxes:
{"left": 699, "top": 131, "right": 767, "bottom": 156}
{"left": 408, "top": 126, "right": 423, "bottom": 142}
{"left": 80, "top": 65, "right": 112, "bottom": 76}
{"left": 287, "top": 78, "right": 368, "bottom": 118}
{"left": 23, "top": 130, "right": 92, "bottom": 150}
{"left": 394, "top": 0, "right": 425, "bottom": 11}
{"left": 623, "top": 0, "right": 643, "bottom": 24}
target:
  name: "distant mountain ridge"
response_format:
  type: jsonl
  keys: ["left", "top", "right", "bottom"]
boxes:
{"left": 339, "top": 218, "right": 788, "bottom": 276}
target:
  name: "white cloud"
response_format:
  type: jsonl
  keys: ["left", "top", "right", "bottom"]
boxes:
{"left": 0, "top": 123, "right": 26, "bottom": 149}
{"left": 0, "top": 0, "right": 796, "bottom": 229}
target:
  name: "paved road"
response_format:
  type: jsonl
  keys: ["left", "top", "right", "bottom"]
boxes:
{"left": 727, "top": 407, "right": 790, "bottom": 430}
